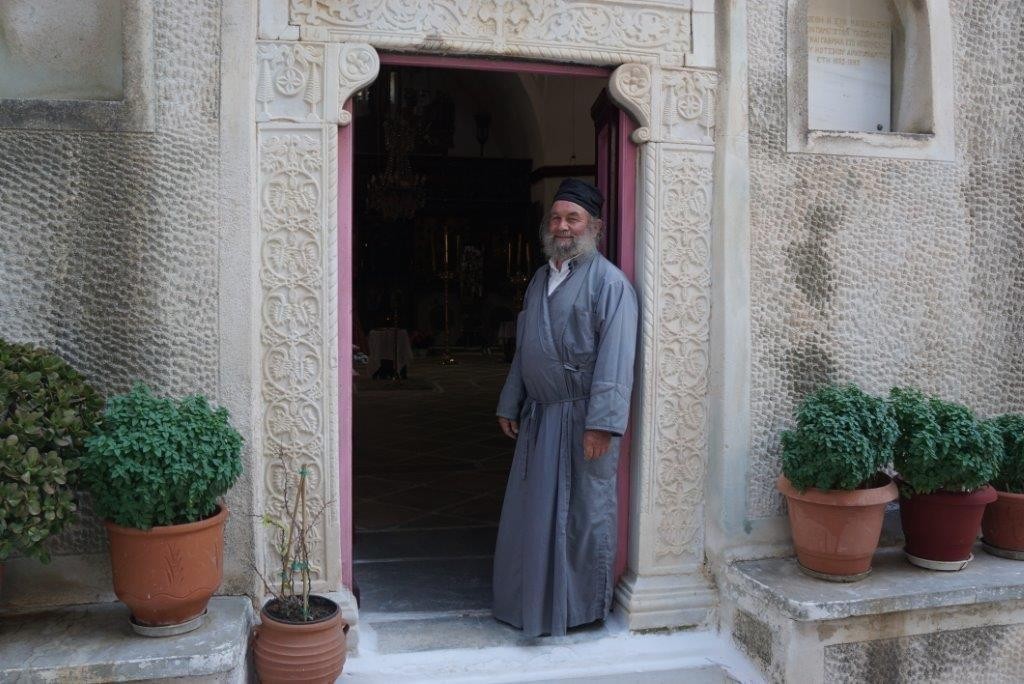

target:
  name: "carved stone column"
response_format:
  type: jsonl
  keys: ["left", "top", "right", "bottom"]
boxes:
{"left": 255, "top": 41, "right": 379, "bottom": 618}
{"left": 610, "top": 64, "right": 719, "bottom": 630}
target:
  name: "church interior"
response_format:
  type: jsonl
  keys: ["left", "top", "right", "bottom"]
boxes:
{"left": 350, "top": 65, "right": 607, "bottom": 647}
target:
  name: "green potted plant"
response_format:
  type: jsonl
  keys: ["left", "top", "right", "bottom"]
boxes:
{"left": 253, "top": 454, "right": 349, "bottom": 683}
{"left": 981, "top": 414, "right": 1024, "bottom": 559}
{"left": 0, "top": 339, "right": 103, "bottom": 596}
{"left": 890, "top": 387, "right": 1000, "bottom": 570}
{"left": 80, "top": 383, "right": 242, "bottom": 635}
{"left": 776, "top": 384, "right": 899, "bottom": 580}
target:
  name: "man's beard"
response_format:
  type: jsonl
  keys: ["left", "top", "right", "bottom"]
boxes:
{"left": 540, "top": 225, "right": 599, "bottom": 263}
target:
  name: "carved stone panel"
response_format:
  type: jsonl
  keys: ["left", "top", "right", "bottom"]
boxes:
{"left": 662, "top": 68, "right": 718, "bottom": 145}
{"left": 257, "top": 42, "right": 326, "bottom": 123}
{"left": 289, "top": 0, "right": 693, "bottom": 67}
{"left": 258, "top": 126, "right": 341, "bottom": 590}
{"left": 651, "top": 146, "right": 714, "bottom": 564}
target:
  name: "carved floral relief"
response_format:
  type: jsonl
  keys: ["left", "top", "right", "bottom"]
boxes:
{"left": 652, "top": 150, "right": 714, "bottom": 561}
{"left": 290, "top": 0, "right": 692, "bottom": 66}
{"left": 259, "top": 130, "right": 332, "bottom": 582}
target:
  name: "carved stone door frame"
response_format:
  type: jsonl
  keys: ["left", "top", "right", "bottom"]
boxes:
{"left": 255, "top": 0, "right": 719, "bottom": 632}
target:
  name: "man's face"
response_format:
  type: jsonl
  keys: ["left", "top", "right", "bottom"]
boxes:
{"left": 542, "top": 199, "right": 599, "bottom": 263}
{"left": 547, "top": 200, "right": 590, "bottom": 245}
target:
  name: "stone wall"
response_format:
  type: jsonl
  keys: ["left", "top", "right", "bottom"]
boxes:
{"left": 0, "top": 0, "right": 256, "bottom": 603}
{"left": 746, "top": 0, "right": 1024, "bottom": 519}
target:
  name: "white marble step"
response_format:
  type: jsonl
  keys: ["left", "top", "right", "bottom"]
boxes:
{"left": 343, "top": 613, "right": 763, "bottom": 683}
{"left": 0, "top": 596, "right": 253, "bottom": 683}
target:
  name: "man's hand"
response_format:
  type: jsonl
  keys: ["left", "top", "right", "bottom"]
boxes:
{"left": 583, "top": 430, "right": 613, "bottom": 460}
{"left": 498, "top": 416, "right": 519, "bottom": 439}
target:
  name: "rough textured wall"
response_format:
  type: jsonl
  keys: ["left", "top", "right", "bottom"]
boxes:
{"left": 747, "top": 0, "right": 1024, "bottom": 518}
{"left": 0, "top": 0, "right": 253, "bottom": 593}
{"left": 823, "top": 623, "right": 1024, "bottom": 683}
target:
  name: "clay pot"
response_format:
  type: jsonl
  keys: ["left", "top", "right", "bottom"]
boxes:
{"left": 254, "top": 595, "right": 349, "bottom": 684}
{"left": 104, "top": 504, "right": 227, "bottom": 627}
{"left": 777, "top": 474, "right": 898, "bottom": 579}
{"left": 982, "top": 489, "right": 1024, "bottom": 554}
{"left": 899, "top": 485, "right": 996, "bottom": 565}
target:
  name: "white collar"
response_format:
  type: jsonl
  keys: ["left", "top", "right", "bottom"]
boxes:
{"left": 548, "top": 255, "right": 575, "bottom": 274}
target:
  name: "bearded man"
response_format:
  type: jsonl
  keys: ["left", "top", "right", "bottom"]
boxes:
{"left": 493, "top": 178, "right": 638, "bottom": 637}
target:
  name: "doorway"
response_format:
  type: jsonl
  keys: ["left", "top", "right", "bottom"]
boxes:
{"left": 345, "top": 56, "right": 635, "bottom": 650}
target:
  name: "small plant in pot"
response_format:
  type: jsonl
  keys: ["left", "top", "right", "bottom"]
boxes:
{"left": 81, "top": 383, "right": 242, "bottom": 635}
{"left": 0, "top": 340, "right": 103, "bottom": 597}
{"left": 777, "top": 384, "right": 899, "bottom": 581}
{"left": 254, "top": 455, "right": 349, "bottom": 684}
{"left": 890, "top": 387, "right": 1000, "bottom": 571}
{"left": 980, "top": 414, "right": 1024, "bottom": 559}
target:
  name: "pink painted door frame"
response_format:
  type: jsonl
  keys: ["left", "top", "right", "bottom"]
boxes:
{"left": 337, "top": 54, "right": 638, "bottom": 587}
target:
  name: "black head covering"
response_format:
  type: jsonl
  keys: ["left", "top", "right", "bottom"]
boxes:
{"left": 553, "top": 178, "right": 603, "bottom": 218}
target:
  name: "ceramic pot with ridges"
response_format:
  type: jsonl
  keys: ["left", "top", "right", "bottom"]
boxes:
{"left": 104, "top": 504, "right": 227, "bottom": 626}
{"left": 254, "top": 595, "right": 348, "bottom": 684}
{"left": 778, "top": 474, "right": 898, "bottom": 578}
{"left": 899, "top": 485, "right": 997, "bottom": 563}
{"left": 982, "top": 489, "right": 1024, "bottom": 554}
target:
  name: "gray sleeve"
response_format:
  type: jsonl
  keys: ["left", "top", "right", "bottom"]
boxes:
{"left": 584, "top": 278, "right": 638, "bottom": 436}
{"left": 496, "top": 340, "right": 525, "bottom": 420}
{"left": 496, "top": 282, "right": 533, "bottom": 420}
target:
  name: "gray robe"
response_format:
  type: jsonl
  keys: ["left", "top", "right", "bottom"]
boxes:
{"left": 493, "top": 251, "right": 638, "bottom": 637}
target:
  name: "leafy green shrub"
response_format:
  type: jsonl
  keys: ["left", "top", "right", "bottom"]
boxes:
{"left": 889, "top": 387, "right": 1000, "bottom": 495}
{"left": 781, "top": 384, "right": 898, "bottom": 491}
{"left": 0, "top": 339, "right": 103, "bottom": 563}
{"left": 988, "top": 414, "right": 1024, "bottom": 493}
{"left": 81, "top": 384, "right": 243, "bottom": 529}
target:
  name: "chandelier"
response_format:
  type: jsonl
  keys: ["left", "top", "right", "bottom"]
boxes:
{"left": 367, "top": 114, "right": 426, "bottom": 222}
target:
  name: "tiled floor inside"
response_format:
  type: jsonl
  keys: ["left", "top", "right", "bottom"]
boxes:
{"left": 353, "top": 352, "right": 514, "bottom": 631}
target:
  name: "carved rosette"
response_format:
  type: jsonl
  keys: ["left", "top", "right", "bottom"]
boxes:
{"left": 609, "top": 63, "right": 652, "bottom": 144}
{"left": 257, "top": 43, "right": 326, "bottom": 123}
{"left": 338, "top": 43, "right": 380, "bottom": 125}
{"left": 289, "top": 0, "right": 692, "bottom": 67}
{"left": 662, "top": 69, "right": 718, "bottom": 145}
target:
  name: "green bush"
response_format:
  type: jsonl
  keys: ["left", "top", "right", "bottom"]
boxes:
{"left": 781, "top": 384, "right": 898, "bottom": 491}
{"left": 81, "top": 384, "right": 243, "bottom": 529}
{"left": 0, "top": 339, "right": 103, "bottom": 563}
{"left": 988, "top": 413, "right": 1024, "bottom": 493}
{"left": 890, "top": 387, "right": 1000, "bottom": 495}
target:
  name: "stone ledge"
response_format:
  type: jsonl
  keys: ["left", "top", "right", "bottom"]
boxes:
{"left": 0, "top": 596, "right": 254, "bottom": 683}
{"left": 726, "top": 543, "right": 1024, "bottom": 621}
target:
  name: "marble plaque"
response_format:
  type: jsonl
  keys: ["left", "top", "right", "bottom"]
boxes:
{"left": 0, "top": 0, "right": 124, "bottom": 101}
{"left": 807, "top": 0, "right": 891, "bottom": 133}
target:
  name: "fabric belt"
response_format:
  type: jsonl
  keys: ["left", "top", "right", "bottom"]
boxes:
{"left": 520, "top": 394, "right": 590, "bottom": 480}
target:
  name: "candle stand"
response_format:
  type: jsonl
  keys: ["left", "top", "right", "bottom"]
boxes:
{"left": 438, "top": 268, "right": 458, "bottom": 366}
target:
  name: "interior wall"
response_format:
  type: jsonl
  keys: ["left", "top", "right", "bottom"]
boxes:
{"left": 518, "top": 74, "right": 606, "bottom": 210}
{"left": 0, "top": 0, "right": 256, "bottom": 607}
{"left": 744, "top": 0, "right": 1024, "bottom": 522}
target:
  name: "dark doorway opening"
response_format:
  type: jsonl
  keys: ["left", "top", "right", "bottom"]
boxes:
{"left": 349, "top": 62, "right": 620, "bottom": 651}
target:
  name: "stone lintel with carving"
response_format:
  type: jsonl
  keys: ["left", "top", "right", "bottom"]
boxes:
{"left": 288, "top": 0, "right": 693, "bottom": 68}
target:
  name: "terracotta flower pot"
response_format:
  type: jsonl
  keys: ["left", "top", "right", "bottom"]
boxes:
{"left": 777, "top": 474, "right": 898, "bottom": 579}
{"left": 104, "top": 504, "right": 227, "bottom": 629}
{"left": 254, "top": 595, "right": 349, "bottom": 684}
{"left": 899, "top": 485, "right": 996, "bottom": 567}
{"left": 982, "top": 489, "right": 1024, "bottom": 555}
